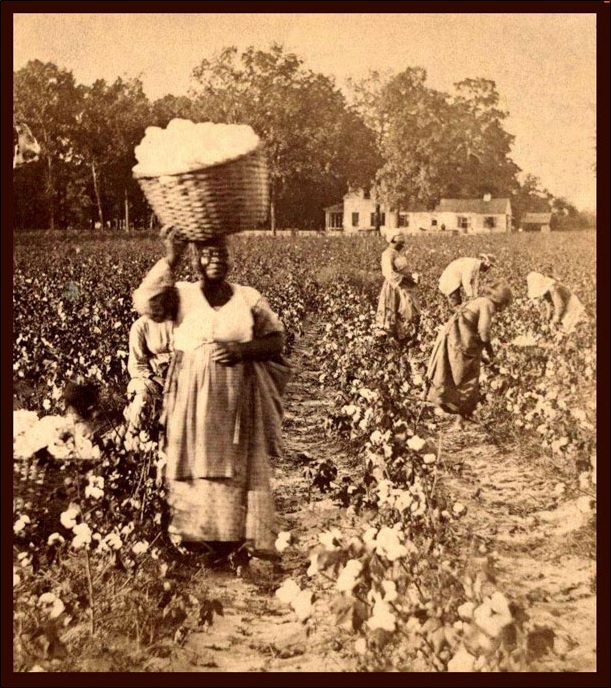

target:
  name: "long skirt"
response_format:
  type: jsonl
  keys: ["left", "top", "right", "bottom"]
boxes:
{"left": 375, "top": 282, "right": 420, "bottom": 340}
{"left": 426, "top": 312, "right": 483, "bottom": 416}
{"left": 161, "top": 345, "right": 289, "bottom": 552}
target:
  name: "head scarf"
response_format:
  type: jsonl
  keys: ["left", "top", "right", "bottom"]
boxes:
{"left": 479, "top": 253, "right": 497, "bottom": 268}
{"left": 387, "top": 232, "right": 406, "bottom": 245}
{"left": 527, "top": 272, "right": 556, "bottom": 299}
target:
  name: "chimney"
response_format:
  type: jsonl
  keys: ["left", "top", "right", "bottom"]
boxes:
{"left": 483, "top": 193, "right": 492, "bottom": 202}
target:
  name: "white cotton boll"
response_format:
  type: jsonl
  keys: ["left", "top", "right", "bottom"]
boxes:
{"left": 144, "top": 126, "right": 163, "bottom": 140}
{"left": 134, "top": 145, "right": 145, "bottom": 164}
{"left": 166, "top": 118, "right": 193, "bottom": 135}
{"left": 134, "top": 120, "right": 260, "bottom": 175}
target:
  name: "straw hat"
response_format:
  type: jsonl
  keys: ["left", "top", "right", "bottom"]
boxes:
{"left": 527, "top": 272, "right": 555, "bottom": 299}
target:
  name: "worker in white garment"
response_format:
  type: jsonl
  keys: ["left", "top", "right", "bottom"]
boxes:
{"left": 438, "top": 253, "right": 496, "bottom": 309}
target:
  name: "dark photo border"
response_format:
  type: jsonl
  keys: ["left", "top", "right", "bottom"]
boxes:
{"left": 3, "top": 2, "right": 609, "bottom": 687}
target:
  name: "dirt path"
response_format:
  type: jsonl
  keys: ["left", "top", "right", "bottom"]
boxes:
{"left": 150, "top": 318, "right": 596, "bottom": 673}
{"left": 439, "top": 427, "right": 596, "bottom": 672}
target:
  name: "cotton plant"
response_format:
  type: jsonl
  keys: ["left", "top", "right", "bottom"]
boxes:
{"left": 13, "top": 409, "right": 101, "bottom": 461}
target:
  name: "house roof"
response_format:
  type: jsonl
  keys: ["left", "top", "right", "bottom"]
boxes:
{"left": 434, "top": 198, "right": 511, "bottom": 214}
{"left": 324, "top": 203, "right": 344, "bottom": 212}
{"left": 522, "top": 212, "right": 552, "bottom": 224}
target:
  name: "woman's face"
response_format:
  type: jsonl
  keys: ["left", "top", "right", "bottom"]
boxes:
{"left": 196, "top": 243, "right": 231, "bottom": 282}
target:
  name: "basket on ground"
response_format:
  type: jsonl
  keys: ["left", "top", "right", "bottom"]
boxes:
{"left": 134, "top": 146, "right": 269, "bottom": 242}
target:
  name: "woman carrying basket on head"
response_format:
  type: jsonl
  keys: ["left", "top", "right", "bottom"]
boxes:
{"left": 133, "top": 226, "right": 289, "bottom": 567}
{"left": 426, "top": 281, "right": 512, "bottom": 429}
{"left": 374, "top": 233, "right": 420, "bottom": 344}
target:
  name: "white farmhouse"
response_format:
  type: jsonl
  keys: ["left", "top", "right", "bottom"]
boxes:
{"left": 325, "top": 189, "right": 513, "bottom": 236}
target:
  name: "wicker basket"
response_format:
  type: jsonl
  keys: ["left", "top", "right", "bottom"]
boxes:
{"left": 134, "top": 146, "right": 269, "bottom": 242}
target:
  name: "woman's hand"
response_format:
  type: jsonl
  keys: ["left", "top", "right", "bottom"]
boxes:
{"left": 482, "top": 341, "right": 495, "bottom": 364}
{"left": 161, "top": 225, "right": 187, "bottom": 270}
{"left": 212, "top": 333, "right": 284, "bottom": 366}
{"left": 212, "top": 342, "right": 243, "bottom": 367}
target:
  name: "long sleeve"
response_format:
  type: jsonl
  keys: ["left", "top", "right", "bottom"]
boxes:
{"left": 381, "top": 250, "right": 404, "bottom": 288}
{"left": 549, "top": 286, "right": 567, "bottom": 324}
{"left": 252, "top": 296, "right": 285, "bottom": 338}
{"left": 128, "top": 319, "right": 154, "bottom": 380}
{"left": 542, "top": 294, "right": 554, "bottom": 322}
{"left": 462, "top": 259, "right": 481, "bottom": 298}
{"left": 477, "top": 299, "right": 495, "bottom": 343}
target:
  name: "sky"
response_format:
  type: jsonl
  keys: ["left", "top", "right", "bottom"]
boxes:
{"left": 13, "top": 12, "right": 597, "bottom": 210}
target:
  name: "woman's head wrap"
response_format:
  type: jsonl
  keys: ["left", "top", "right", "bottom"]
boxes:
{"left": 388, "top": 232, "right": 406, "bottom": 245}
{"left": 479, "top": 253, "right": 497, "bottom": 268}
{"left": 527, "top": 271, "right": 556, "bottom": 299}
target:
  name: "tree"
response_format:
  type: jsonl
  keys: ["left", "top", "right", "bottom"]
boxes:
{"left": 190, "top": 44, "right": 380, "bottom": 231}
{"left": 350, "top": 69, "right": 521, "bottom": 214}
{"left": 447, "top": 78, "right": 521, "bottom": 199}
{"left": 511, "top": 173, "right": 553, "bottom": 226}
{"left": 376, "top": 67, "right": 455, "bottom": 211}
{"left": 14, "top": 61, "right": 81, "bottom": 229}
{"left": 73, "top": 77, "right": 150, "bottom": 229}
{"left": 151, "top": 94, "right": 196, "bottom": 128}
{"left": 347, "top": 69, "right": 395, "bottom": 231}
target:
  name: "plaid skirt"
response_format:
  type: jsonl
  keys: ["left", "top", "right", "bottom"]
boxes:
{"left": 162, "top": 345, "right": 289, "bottom": 551}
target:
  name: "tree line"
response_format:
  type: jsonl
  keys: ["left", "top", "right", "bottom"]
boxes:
{"left": 13, "top": 45, "right": 593, "bottom": 231}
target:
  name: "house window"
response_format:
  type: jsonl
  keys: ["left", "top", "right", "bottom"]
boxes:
{"left": 363, "top": 190, "right": 371, "bottom": 199}
{"left": 398, "top": 213, "right": 409, "bottom": 228}
{"left": 431, "top": 218, "right": 438, "bottom": 227}
{"left": 330, "top": 212, "right": 343, "bottom": 228}
{"left": 484, "top": 216, "right": 497, "bottom": 229}
{"left": 370, "top": 212, "right": 386, "bottom": 227}
{"left": 352, "top": 212, "right": 359, "bottom": 227}
{"left": 457, "top": 216, "right": 470, "bottom": 230}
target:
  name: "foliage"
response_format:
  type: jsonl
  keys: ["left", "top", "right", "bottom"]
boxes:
{"left": 350, "top": 69, "right": 520, "bottom": 210}
{"left": 13, "top": 231, "right": 595, "bottom": 672}
{"left": 73, "top": 77, "right": 151, "bottom": 228}
{"left": 13, "top": 61, "right": 82, "bottom": 229}
{"left": 190, "top": 44, "right": 381, "bottom": 230}
{"left": 16, "top": 50, "right": 588, "bottom": 233}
